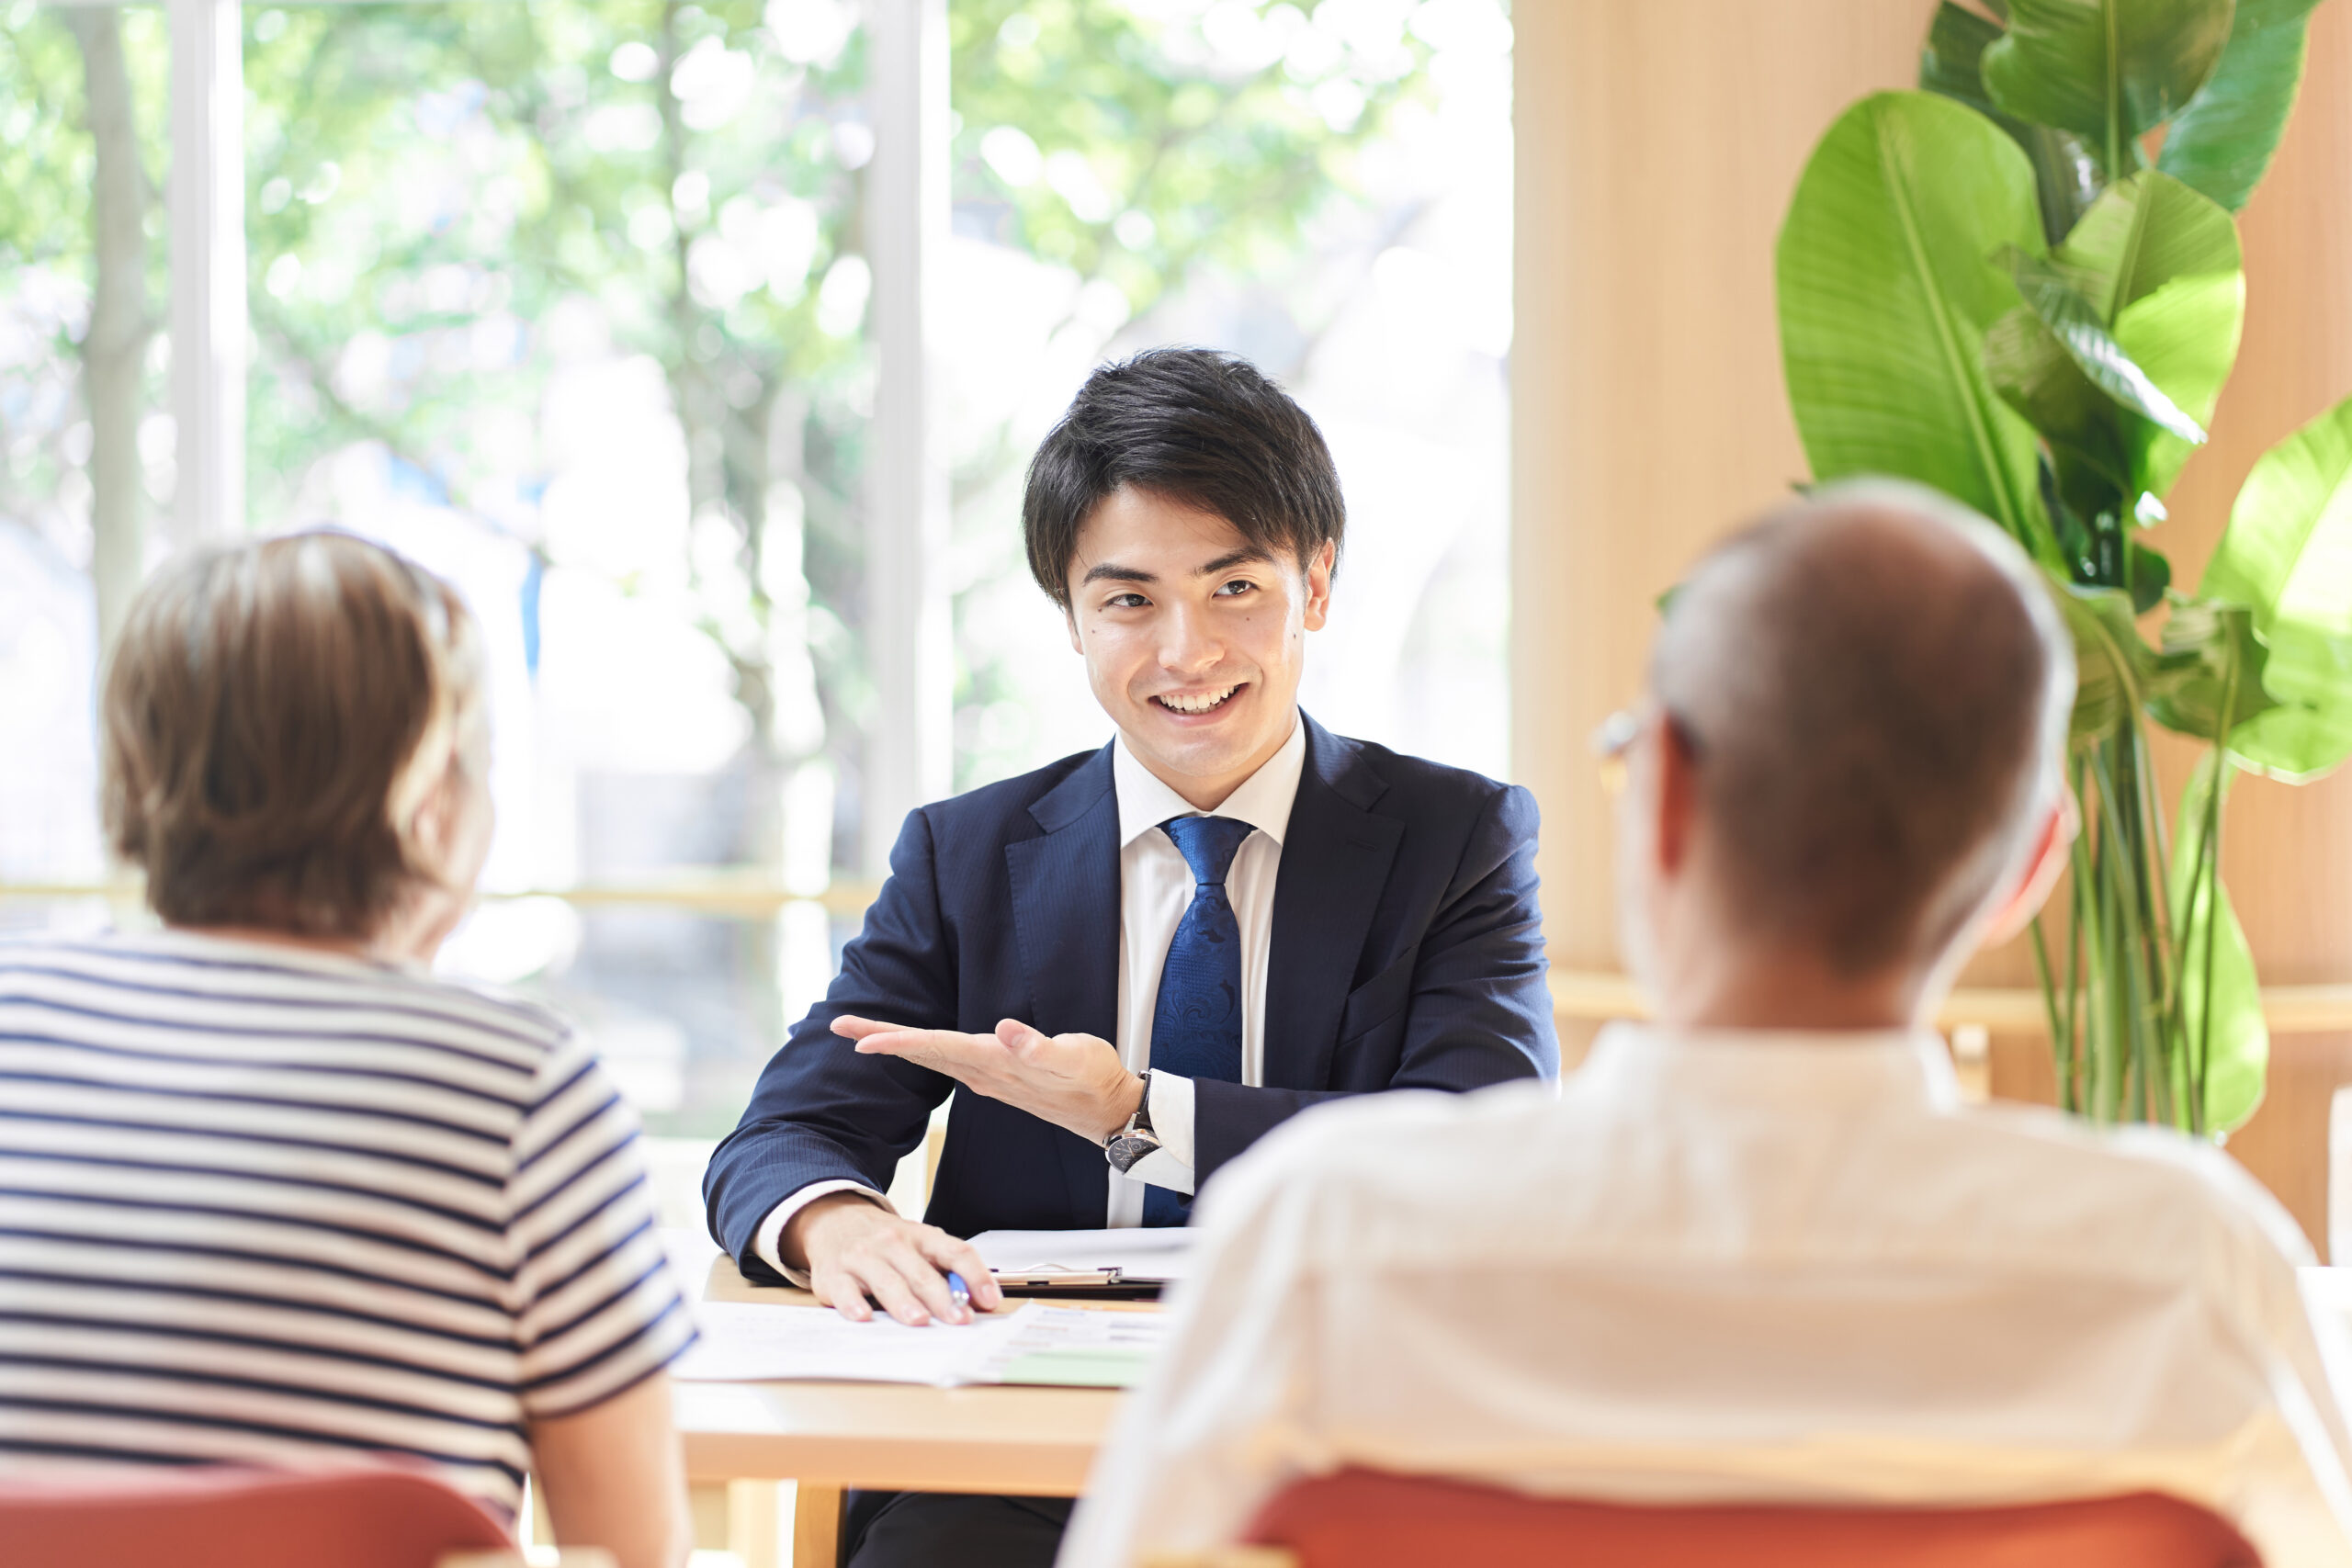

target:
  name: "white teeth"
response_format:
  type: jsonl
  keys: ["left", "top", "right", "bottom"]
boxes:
{"left": 1157, "top": 685, "right": 1238, "bottom": 715}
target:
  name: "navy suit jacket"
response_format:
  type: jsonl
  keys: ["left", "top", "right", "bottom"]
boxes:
{"left": 703, "top": 714, "right": 1555, "bottom": 1281}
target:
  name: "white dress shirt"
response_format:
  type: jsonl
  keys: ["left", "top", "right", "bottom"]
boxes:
{"left": 1061, "top": 1023, "right": 2352, "bottom": 1568}
{"left": 1104, "top": 715, "right": 1304, "bottom": 1218}
{"left": 753, "top": 719, "right": 1306, "bottom": 1276}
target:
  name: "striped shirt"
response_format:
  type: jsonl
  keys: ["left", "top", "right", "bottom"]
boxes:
{"left": 0, "top": 930, "right": 695, "bottom": 1517}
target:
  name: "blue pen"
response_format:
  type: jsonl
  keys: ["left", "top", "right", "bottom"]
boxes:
{"left": 945, "top": 1270, "right": 972, "bottom": 1317}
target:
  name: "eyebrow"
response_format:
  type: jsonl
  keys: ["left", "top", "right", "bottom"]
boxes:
{"left": 1079, "top": 547, "right": 1275, "bottom": 589}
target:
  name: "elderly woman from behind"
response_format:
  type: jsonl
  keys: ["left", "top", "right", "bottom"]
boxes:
{"left": 0, "top": 533, "right": 693, "bottom": 1568}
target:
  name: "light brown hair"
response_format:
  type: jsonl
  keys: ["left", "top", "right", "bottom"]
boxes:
{"left": 102, "top": 531, "right": 486, "bottom": 940}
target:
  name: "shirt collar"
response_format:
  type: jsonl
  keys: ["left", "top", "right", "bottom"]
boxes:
{"left": 1577, "top": 1021, "right": 1962, "bottom": 1116}
{"left": 1112, "top": 714, "right": 1307, "bottom": 850}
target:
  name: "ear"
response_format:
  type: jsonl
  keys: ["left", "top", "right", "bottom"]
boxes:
{"left": 1652, "top": 714, "right": 1702, "bottom": 876}
{"left": 1301, "top": 539, "right": 1336, "bottom": 633}
{"left": 409, "top": 772, "right": 455, "bottom": 873}
{"left": 1979, "top": 793, "right": 2075, "bottom": 947}
{"left": 1065, "top": 604, "right": 1084, "bottom": 656}
{"left": 410, "top": 763, "right": 488, "bottom": 889}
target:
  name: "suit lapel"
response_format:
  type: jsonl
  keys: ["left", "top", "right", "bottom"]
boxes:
{"left": 1005, "top": 743, "right": 1121, "bottom": 1220}
{"left": 1264, "top": 716, "right": 1402, "bottom": 1090}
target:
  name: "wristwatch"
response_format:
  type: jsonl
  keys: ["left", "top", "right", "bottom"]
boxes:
{"left": 1104, "top": 1077, "right": 1160, "bottom": 1174}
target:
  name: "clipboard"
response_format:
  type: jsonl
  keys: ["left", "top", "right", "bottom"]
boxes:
{"left": 970, "top": 1227, "right": 1194, "bottom": 1299}
{"left": 991, "top": 1268, "right": 1164, "bottom": 1300}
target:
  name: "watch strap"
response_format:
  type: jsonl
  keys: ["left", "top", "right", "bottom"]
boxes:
{"left": 1104, "top": 1077, "right": 1159, "bottom": 1172}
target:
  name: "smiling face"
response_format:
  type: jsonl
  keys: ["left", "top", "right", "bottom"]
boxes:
{"left": 1066, "top": 484, "right": 1333, "bottom": 810}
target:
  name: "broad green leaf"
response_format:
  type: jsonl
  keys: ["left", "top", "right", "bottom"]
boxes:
{"left": 2168, "top": 749, "right": 2267, "bottom": 1132}
{"left": 2053, "top": 578, "right": 2191, "bottom": 737}
{"left": 1919, "top": 1, "right": 2102, "bottom": 244}
{"left": 2115, "top": 268, "right": 2246, "bottom": 495}
{"left": 1984, "top": 0, "right": 2236, "bottom": 155}
{"left": 1921, "top": 2, "right": 2007, "bottom": 106}
{"left": 2159, "top": 0, "right": 2323, "bottom": 210}
{"left": 2149, "top": 595, "right": 2277, "bottom": 738}
{"left": 1985, "top": 304, "right": 2136, "bottom": 507}
{"left": 2056, "top": 171, "right": 2245, "bottom": 496}
{"left": 2226, "top": 690, "right": 2352, "bottom": 779}
{"left": 2000, "top": 246, "right": 2208, "bottom": 442}
{"left": 2202, "top": 393, "right": 2352, "bottom": 778}
{"left": 1984, "top": 234, "right": 2214, "bottom": 525}
{"left": 2060, "top": 169, "right": 2244, "bottom": 319}
{"left": 1779, "top": 92, "right": 2051, "bottom": 560}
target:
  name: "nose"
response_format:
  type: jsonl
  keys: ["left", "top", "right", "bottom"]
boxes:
{"left": 1157, "top": 600, "right": 1225, "bottom": 677}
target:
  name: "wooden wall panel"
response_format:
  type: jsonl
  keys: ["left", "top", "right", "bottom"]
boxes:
{"left": 1512, "top": 1, "right": 1925, "bottom": 981}
{"left": 1516, "top": 2, "right": 2352, "bottom": 1253}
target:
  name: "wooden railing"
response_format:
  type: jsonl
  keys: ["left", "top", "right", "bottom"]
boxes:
{"left": 1549, "top": 965, "right": 2352, "bottom": 1034}
{"left": 13, "top": 881, "right": 2352, "bottom": 1035}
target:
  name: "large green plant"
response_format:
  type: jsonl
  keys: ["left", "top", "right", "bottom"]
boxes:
{"left": 1777, "top": 0, "right": 2352, "bottom": 1134}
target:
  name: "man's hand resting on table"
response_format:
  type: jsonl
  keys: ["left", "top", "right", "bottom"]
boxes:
{"left": 834, "top": 1015, "right": 1147, "bottom": 1145}
{"left": 785, "top": 1192, "right": 1004, "bottom": 1326}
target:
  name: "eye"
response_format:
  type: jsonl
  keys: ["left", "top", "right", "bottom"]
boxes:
{"left": 1212, "top": 579, "right": 1257, "bottom": 598}
{"left": 1104, "top": 592, "right": 1151, "bottom": 610}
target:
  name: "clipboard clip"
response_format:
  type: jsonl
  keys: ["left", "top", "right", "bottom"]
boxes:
{"left": 992, "top": 1267, "right": 1125, "bottom": 1289}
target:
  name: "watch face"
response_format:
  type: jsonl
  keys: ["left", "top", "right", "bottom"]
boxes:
{"left": 1107, "top": 1132, "right": 1159, "bottom": 1174}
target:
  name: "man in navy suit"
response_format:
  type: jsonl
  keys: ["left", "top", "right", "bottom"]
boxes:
{"left": 704, "top": 347, "right": 1555, "bottom": 1567}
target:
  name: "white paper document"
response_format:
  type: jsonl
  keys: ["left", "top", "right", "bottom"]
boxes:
{"left": 673, "top": 1300, "right": 1169, "bottom": 1389}
{"left": 969, "top": 1226, "right": 1196, "bottom": 1284}
{"left": 973, "top": 1305, "right": 1169, "bottom": 1388}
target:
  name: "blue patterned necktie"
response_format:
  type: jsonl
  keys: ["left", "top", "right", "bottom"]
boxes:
{"left": 1141, "top": 814, "right": 1255, "bottom": 1226}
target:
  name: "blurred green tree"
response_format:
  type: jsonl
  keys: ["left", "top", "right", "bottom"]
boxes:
{"left": 8, "top": 0, "right": 1435, "bottom": 856}
{"left": 2, "top": 0, "right": 1463, "bottom": 1126}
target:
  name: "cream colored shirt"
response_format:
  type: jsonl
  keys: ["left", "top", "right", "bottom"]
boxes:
{"left": 1061, "top": 1023, "right": 2352, "bottom": 1568}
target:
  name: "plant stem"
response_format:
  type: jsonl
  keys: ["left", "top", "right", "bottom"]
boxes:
{"left": 2103, "top": 0, "right": 2125, "bottom": 186}
{"left": 2132, "top": 721, "right": 2177, "bottom": 1127}
{"left": 2193, "top": 772, "right": 2224, "bottom": 1136}
{"left": 2031, "top": 914, "right": 2067, "bottom": 1102}
{"left": 2064, "top": 752, "right": 2088, "bottom": 1113}
{"left": 2093, "top": 737, "right": 2165, "bottom": 1123}
{"left": 2086, "top": 754, "right": 2122, "bottom": 1120}
{"left": 2192, "top": 642, "right": 2239, "bottom": 1136}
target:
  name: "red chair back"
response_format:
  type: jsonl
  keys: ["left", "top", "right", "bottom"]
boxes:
{"left": 0, "top": 1465, "right": 514, "bottom": 1568}
{"left": 1247, "top": 1468, "right": 2262, "bottom": 1568}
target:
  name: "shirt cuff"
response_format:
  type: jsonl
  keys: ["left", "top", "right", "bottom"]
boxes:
{"left": 752, "top": 1180, "right": 893, "bottom": 1287}
{"left": 1121, "top": 1069, "right": 1198, "bottom": 1196}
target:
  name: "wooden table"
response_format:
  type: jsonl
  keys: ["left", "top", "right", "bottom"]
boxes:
{"left": 667, "top": 1237, "right": 1141, "bottom": 1566}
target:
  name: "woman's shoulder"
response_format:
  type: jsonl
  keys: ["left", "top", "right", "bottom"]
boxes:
{"left": 0, "top": 927, "right": 579, "bottom": 1084}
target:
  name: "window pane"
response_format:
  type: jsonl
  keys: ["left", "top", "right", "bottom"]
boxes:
{"left": 0, "top": 5, "right": 168, "bottom": 932}
{"left": 243, "top": 0, "right": 870, "bottom": 1132}
{"left": 945, "top": 0, "right": 1515, "bottom": 788}
{"left": 3, "top": 1, "right": 1511, "bottom": 1134}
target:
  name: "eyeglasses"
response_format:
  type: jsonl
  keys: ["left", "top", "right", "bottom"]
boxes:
{"left": 1589, "top": 703, "right": 1701, "bottom": 797}
{"left": 1590, "top": 707, "right": 1643, "bottom": 797}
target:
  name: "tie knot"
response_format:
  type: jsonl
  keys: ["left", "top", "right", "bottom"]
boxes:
{"left": 1160, "top": 815, "right": 1254, "bottom": 886}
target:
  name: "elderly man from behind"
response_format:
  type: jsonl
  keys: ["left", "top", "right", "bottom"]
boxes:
{"left": 1061, "top": 482, "right": 2352, "bottom": 1568}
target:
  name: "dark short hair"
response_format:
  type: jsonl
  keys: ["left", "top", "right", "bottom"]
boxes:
{"left": 102, "top": 531, "right": 486, "bottom": 941}
{"left": 1023, "top": 347, "right": 1346, "bottom": 606}
{"left": 1654, "top": 481, "right": 2074, "bottom": 976}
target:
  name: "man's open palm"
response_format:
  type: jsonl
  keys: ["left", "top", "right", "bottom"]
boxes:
{"left": 834, "top": 1014, "right": 1143, "bottom": 1145}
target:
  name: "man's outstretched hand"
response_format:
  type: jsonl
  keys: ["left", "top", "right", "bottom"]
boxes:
{"left": 835, "top": 1015, "right": 1146, "bottom": 1145}
{"left": 784, "top": 1191, "right": 1003, "bottom": 1325}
